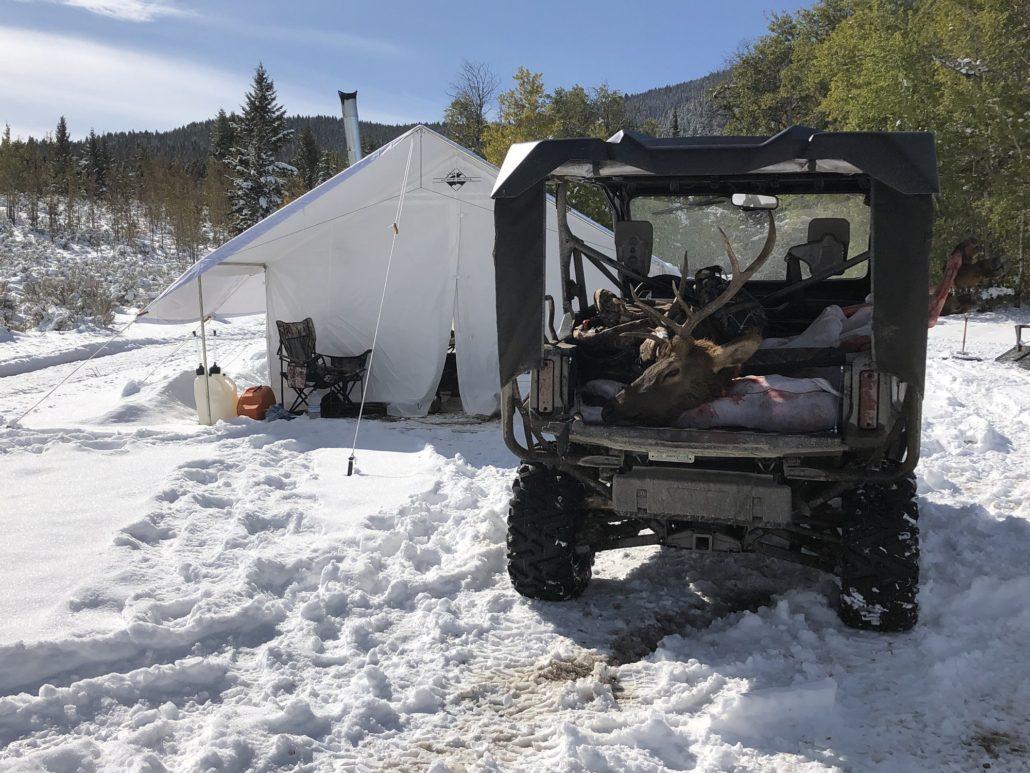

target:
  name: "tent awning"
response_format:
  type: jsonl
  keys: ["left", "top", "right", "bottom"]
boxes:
{"left": 141, "top": 129, "right": 416, "bottom": 323}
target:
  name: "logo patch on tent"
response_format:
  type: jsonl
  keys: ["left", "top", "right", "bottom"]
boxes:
{"left": 435, "top": 169, "right": 480, "bottom": 190}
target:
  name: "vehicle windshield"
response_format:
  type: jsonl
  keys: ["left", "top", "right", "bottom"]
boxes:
{"left": 632, "top": 193, "right": 871, "bottom": 280}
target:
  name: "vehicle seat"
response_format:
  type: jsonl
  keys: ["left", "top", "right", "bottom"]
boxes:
{"left": 785, "top": 218, "right": 850, "bottom": 284}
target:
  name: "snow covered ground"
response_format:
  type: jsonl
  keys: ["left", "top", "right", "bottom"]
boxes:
{"left": 1, "top": 310, "right": 1029, "bottom": 771}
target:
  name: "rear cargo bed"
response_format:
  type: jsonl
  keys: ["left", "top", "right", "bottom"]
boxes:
{"left": 552, "top": 419, "right": 846, "bottom": 458}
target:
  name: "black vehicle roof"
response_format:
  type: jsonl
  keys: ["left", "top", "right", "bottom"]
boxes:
{"left": 491, "top": 125, "right": 939, "bottom": 198}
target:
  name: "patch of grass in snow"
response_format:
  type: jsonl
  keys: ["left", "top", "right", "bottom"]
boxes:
{"left": 968, "top": 728, "right": 1027, "bottom": 763}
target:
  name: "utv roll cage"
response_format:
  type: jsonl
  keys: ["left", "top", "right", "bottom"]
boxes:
{"left": 492, "top": 126, "right": 938, "bottom": 487}
{"left": 493, "top": 127, "right": 938, "bottom": 631}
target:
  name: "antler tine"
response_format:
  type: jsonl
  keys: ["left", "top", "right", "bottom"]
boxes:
{"left": 718, "top": 228, "right": 743, "bottom": 276}
{"left": 672, "top": 250, "right": 693, "bottom": 317}
{"left": 739, "top": 210, "right": 777, "bottom": 275}
{"left": 628, "top": 286, "right": 685, "bottom": 336}
{"left": 680, "top": 210, "right": 776, "bottom": 339}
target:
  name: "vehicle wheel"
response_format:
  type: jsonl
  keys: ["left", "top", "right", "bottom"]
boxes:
{"left": 507, "top": 463, "right": 593, "bottom": 601}
{"left": 838, "top": 475, "right": 919, "bottom": 632}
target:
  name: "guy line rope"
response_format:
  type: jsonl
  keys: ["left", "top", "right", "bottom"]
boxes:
{"left": 347, "top": 136, "right": 416, "bottom": 476}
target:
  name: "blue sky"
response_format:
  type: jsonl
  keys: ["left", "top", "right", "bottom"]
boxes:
{"left": 1, "top": 0, "right": 814, "bottom": 140}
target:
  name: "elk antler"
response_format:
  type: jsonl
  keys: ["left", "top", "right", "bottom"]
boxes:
{"left": 625, "top": 248, "right": 694, "bottom": 336}
{"left": 628, "top": 286, "right": 686, "bottom": 337}
{"left": 679, "top": 210, "right": 776, "bottom": 339}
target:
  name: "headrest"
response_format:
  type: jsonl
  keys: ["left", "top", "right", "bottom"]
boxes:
{"left": 807, "top": 218, "right": 850, "bottom": 248}
{"left": 786, "top": 218, "right": 851, "bottom": 277}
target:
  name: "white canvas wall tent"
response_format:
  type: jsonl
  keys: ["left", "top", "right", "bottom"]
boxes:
{"left": 144, "top": 125, "right": 657, "bottom": 417}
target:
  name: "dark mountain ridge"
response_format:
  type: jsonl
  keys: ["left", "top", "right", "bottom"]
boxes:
{"left": 625, "top": 70, "right": 729, "bottom": 136}
{"left": 98, "top": 116, "right": 444, "bottom": 166}
{"left": 92, "top": 71, "right": 725, "bottom": 164}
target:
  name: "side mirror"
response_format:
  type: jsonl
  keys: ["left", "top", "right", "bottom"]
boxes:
{"left": 732, "top": 193, "right": 779, "bottom": 211}
{"left": 614, "top": 220, "right": 654, "bottom": 278}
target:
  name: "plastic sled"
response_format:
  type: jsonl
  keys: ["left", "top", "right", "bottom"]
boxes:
{"left": 995, "top": 325, "right": 1030, "bottom": 368}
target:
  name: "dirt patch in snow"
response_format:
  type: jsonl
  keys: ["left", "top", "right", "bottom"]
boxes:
{"left": 609, "top": 589, "right": 776, "bottom": 666}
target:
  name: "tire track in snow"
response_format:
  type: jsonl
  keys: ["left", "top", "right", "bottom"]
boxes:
{"left": 0, "top": 336, "right": 179, "bottom": 379}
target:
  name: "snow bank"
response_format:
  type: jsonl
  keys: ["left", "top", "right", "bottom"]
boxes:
{"left": 0, "top": 333, "right": 174, "bottom": 378}
{"left": 97, "top": 368, "right": 198, "bottom": 425}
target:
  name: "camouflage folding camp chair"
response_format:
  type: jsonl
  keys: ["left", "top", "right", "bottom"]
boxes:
{"left": 276, "top": 318, "right": 371, "bottom": 414}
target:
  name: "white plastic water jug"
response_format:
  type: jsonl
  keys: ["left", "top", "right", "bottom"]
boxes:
{"left": 194, "top": 364, "right": 239, "bottom": 425}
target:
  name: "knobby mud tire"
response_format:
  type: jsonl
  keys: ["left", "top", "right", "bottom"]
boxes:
{"left": 507, "top": 463, "right": 593, "bottom": 601}
{"left": 839, "top": 475, "right": 920, "bottom": 632}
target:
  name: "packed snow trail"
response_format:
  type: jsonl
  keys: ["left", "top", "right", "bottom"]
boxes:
{"left": 0, "top": 314, "right": 263, "bottom": 427}
{"left": 1, "top": 312, "right": 1029, "bottom": 770}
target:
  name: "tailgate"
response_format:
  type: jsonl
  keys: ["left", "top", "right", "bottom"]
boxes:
{"left": 562, "top": 419, "right": 846, "bottom": 459}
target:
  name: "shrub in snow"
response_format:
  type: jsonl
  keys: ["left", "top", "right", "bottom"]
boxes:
{"left": 0, "top": 200, "right": 203, "bottom": 331}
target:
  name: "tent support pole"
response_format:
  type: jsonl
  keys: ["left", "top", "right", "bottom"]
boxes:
{"left": 197, "top": 276, "right": 213, "bottom": 426}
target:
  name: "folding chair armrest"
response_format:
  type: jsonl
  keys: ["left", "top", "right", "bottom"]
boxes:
{"left": 358, "top": 349, "right": 373, "bottom": 372}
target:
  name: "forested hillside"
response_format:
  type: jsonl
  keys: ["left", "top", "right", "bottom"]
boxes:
{"left": 95, "top": 73, "right": 725, "bottom": 169}
{"left": 100, "top": 116, "right": 443, "bottom": 168}
{"left": 625, "top": 71, "right": 729, "bottom": 136}
{"left": 1, "top": 0, "right": 1025, "bottom": 333}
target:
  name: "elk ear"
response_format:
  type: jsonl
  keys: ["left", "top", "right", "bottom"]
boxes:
{"left": 711, "top": 330, "right": 762, "bottom": 372}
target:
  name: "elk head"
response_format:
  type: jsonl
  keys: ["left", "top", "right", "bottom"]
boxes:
{"left": 602, "top": 211, "right": 775, "bottom": 427}
{"left": 952, "top": 238, "right": 1006, "bottom": 290}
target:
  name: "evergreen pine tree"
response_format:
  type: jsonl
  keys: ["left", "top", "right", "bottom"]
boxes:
{"left": 82, "top": 129, "right": 111, "bottom": 199}
{"left": 228, "top": 64, "right": 295, "bottom": 233}
{"left": 52, "top": 117, "right": 72, "bottom": 182}
{"left": 1, "top": 125, "right": 16, "bottom": 223}
{"left": 316, "top": 150, "right": 343, "bottom": 183}
{"left": 210, "top": 110, "right": 235, "bottom": 165}
{"left": 24, "top": 136, "right": 44, "bottom": 229}
{"left": 671, "top": 107, "right": 680, "bottom": 137}
{"left": 292, "top": 124, "right": 321, "bottom": 193}
{"left": 50, "top": 117, "right": 77, "bottom": 230}
{"left": 206, "top": 110, "right": 235, "bottom": 240}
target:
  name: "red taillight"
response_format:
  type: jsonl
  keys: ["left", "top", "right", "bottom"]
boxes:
{"left": 858, "top": 370, "right": 880, "bottom": 429}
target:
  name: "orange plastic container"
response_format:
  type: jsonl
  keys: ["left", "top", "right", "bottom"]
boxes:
{"left": 236, "top": 385, "right": 276, "bottom": 420}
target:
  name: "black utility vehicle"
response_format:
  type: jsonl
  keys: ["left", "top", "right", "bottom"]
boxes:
{"left": 491, "top": 126, "right": 938, "bottom": 632}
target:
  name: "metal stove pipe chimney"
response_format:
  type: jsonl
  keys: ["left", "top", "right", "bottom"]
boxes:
{"left": 338, "top": 90, "right": 363, "bottom": 166}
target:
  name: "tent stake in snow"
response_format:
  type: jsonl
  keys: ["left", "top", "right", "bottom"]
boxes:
{"left": 347, "top": 137, "right": 416, "bottom": 476}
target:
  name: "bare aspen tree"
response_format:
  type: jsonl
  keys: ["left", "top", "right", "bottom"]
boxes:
{"left": 444, "top": 60, "right": 500, "bottom": 155}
